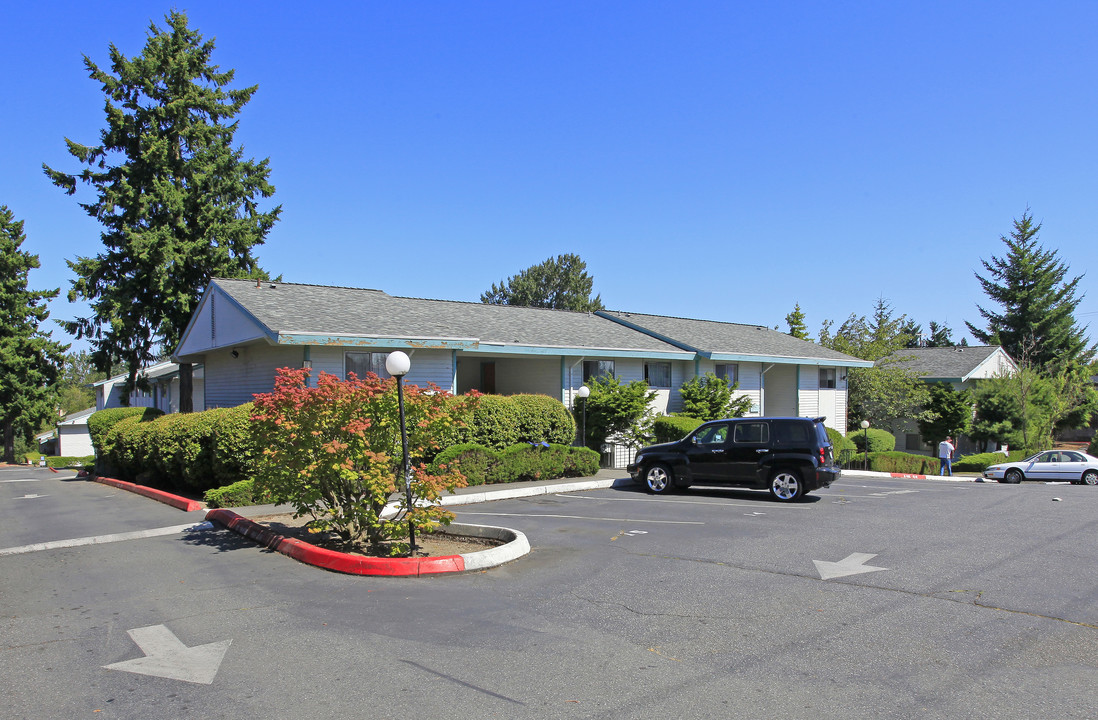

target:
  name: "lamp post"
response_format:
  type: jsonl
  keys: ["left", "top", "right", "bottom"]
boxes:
{"left": 860, "top": 419, "right": 870, "bottom": 471}
{"left": 385, "top": 351, "right": 415, "bottom": 552}
{"left": 577, "top": 385, "right": 590, "bottom": 448}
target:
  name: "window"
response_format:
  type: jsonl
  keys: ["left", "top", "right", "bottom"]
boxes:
{"left": 583, "top": 360, "right": 615, "bottom": 382}
{"left": 715, "top": 363, "right": 738, "bottom": 385}
{"left": 345, "top": 351, "right": 391, "bottom": 380}
{"left": 733, "top": 422, "right": 769, "bottom": 444}
{"left": 644, "top": 362, "right": 672, "bottom": 388}
{"left": 819, "top": 368, "right": 837, "bottom": 389}
{"left": 694, "top": 422, "right": 730, "bottom": 445}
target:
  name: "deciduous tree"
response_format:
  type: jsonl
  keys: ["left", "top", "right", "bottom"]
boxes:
{"left": 44, "top": 11, "right": 280, "bottom": 410}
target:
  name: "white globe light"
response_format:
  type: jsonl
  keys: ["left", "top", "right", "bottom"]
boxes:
{"left": 385, "top": 351, "right": 411, "bottom": 377}
{"left": 860, "top": 420, "right": 870, "bottom": 429}
{"left": 577, "top": 385, "right": 590, "bottom": 398}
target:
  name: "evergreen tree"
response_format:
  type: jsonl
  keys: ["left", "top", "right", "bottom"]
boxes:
{"left": 785, "top": 303, "right": 811, "bottom": 340}
{"left": 0, "top": 206, "right": 69, "bottom": 462}
{"left": 926, "top": 321, "right": 955, "bottom": 347}
{"left": 966, "top": 210, "right": 1091, "bottom": 370}
{"left": 44, "top": 11, "right": 280, "bottom": 410}
{"left": 481, "top": 254, "right": 604, "bottom": 311}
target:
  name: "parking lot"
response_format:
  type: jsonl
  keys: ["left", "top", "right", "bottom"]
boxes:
{"left": 4, "top": 468, "right": 1098, "bottom": 719}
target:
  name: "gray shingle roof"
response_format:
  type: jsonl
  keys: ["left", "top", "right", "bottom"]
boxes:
{"left": 877, "top": 346, "right": 1005, "bottom": 379}
{"left": 599, "top": 310, "right": 869, "bottom": 365}
{"left": 214, "top": 279, "right": 689, "bottom": 354}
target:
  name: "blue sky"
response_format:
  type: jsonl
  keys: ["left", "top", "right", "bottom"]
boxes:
{"left": 3, "top": 1, "right": 1096, "bottom": 353}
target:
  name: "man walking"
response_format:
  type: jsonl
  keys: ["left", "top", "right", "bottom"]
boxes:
{"left": 938, "top": 436, "right": 955, "bottom": 476}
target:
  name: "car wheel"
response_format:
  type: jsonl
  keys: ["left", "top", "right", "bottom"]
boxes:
{"left": 1005, "top": 468, "right": 1024, "bottom": 484}
{"left": 643, "top": 463, "right": 675, "bottom": 494}
{"left": 1082, "top": 470, "right": 1098, "bottom": 486}
{"left": 769, "top": 469, "right": 804, "bottom": 502}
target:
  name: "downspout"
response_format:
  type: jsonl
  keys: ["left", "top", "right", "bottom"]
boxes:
{"left": 303, "top": 346, "right": 311, "bottom": 387}
{"left": 453, "top": 350, "right": 459, "bottom": 394}
{"left": 761, "top": 363, "right": 775, "bottom": 414}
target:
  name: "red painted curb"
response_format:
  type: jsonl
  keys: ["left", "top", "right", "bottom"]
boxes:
{"left": 206, "top": 509, "right": 466, "bottom": 577}
{"left": 890, "top": 473, "right": 928, "bottom": 479}
{"left": 94, "top": 476, "right": 205, "bottom": 512}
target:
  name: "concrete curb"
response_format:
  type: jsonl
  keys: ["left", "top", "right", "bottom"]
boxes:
{"left": 206, "top": 509, "right": 529, "bottom": 576}
{"left": 94, "top": 476, "right": 205, "bottom": 512}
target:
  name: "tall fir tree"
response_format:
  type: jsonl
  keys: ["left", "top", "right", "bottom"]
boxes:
{"left": 481, "top": 254, "right": 604, "bottom": 312}
{"left": 44, "top": 11, "right": 280, "bottom": 410}
{"left": 966, "top": 210, "right": 1091, "bottom": 370}
{"left": 785, "top": 303, "right": 811, "bottom": 340}
{"left": 0, "top": 206, "right": 69, "bottom": 462}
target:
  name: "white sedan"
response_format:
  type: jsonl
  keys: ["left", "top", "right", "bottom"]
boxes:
{"left": 983, "top": 450, "right": 1098, "bottom": 485}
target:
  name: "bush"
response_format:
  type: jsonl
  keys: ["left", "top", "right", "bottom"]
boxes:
{"left": 459, "top": 394, "right": 576, "bottom": 450}
{"left": 849, "top": 428, "right": 896, "bottom": 453}
{"left": 1089, "top": 436, "right": 1098, "bottom": 457}
{"left": 204, "top": 479, "right": 267, "bottom": 508}
{"left": 826, "top": 427, "right": 856, "bottom": 453}
{"left": 88, "top": 407, "right": 163, "bottom": 468}
{"left": 652, "top": 415, "right": 704, "bottom": 444}
{"left": 850, "top": 451, "right": 941, "bottom": 475}
{"left": 430, "top": 443, "right": 600, "bottom": 486}
{"left": 952, "top": 450, "right": 1028, "bottom": 473}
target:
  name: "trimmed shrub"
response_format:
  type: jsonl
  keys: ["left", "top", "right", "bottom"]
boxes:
{"left": 509, "top": 394, "right": 577, "bottom": 446}
{"left": 1089, "top": 436, "right": 1098, "bottom": 457}
{"left": 429, "top": 442, "right": 599, "bottom": 485}
{"left": 849, "top": 428, "right": 896, "bottom": 453}
{"left": 826, "top": 427, "right": 857, "bottom": 454}
{"left": 88, "top": 407, "right": 163, "bottom": 462}
{"left": 432, "top": 443, "right": 496, "bottom": 486}
{"left": 204, "top": 478, "right": 266, "bottom": 508}
{"left": 461, "top": 394, "right": 575, "bottom": 450}
{"left": 652, "top": 415, "right": 704, "bottom": 444}
{"left": 852, "top": 451, "right": 941, "bottom": 475}
{"left": 209, "top": 403, "right": 262, "bottom": 487}
{"left": 952, "top": 450, "right": 1028, "bottom": 473}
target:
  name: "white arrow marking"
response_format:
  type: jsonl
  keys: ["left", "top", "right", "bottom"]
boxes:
{"left": 813, "top": 552, "right": 888, "bottom": 580}
{"left": 103, "top": 625, "right": 231, "bottom": 684}
{"left": 17, "top": 494, "right": 47, "bottom": 499}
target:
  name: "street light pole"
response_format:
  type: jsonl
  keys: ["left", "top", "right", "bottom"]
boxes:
{"left": 385, "top": 351, "right": 415, "bottom": 552}
{"left": 860, "top": 419, "right": 870, "bottom": 471}
{"left": 577, "top": 385, "right": 590, "bottom": 448}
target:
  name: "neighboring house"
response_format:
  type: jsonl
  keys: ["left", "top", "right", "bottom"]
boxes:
{"left": 877, "top": 345, "right": 1018, "bottom": 455}
{"left": 173, "top": 279, "right": 870, "bottom": 466}
{"left": 95, "top": 360, "right": 205, "bottom": 413}
{"left": 57, "top": 407, "right": 97, "bottom": 457}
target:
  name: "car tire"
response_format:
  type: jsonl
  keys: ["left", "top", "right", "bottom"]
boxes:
{"left": 768, "top": 469, "right": 805, "bottom": 502}
{"left": 1082, "top": 470, "right": 1098, "bottom": 486}
{"left": 1005, "top": 468, "right": 1024, "bottom": 484}
{"left": 643, "top": 463, "right": 676, "bottom": 494}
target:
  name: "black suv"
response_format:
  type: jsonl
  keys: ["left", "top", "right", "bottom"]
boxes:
{"left": 627, "top": 416, "right": 840, "bottom": 502}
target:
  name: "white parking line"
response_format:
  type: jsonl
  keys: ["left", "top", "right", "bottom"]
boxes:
{"left": 0, "top": 521, "right": 213, "bottom": 556}
{"left": 457, "top": 512, "right": 704, "bottom": 525}
{"left": 0, "top": 478, "right": 41, "bottom": 483}
{"left": 560, "top": 492, "right": 813, "bottom": 509}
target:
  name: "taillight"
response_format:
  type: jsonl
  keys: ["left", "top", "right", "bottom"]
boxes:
{"left": 819, "top": 448, "right": 826, "bottom": 465}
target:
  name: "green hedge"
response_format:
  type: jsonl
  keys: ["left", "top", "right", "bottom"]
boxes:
{"left": 94, "top": 404, "right": 259, "bottom": 492}
{"left": 460, "top": 394, "right": 576, "bottom": 449}
{"left": 651, "top": 415, "right": 704, "bottom": 444}
{"left": 826, "top": 427, "right": 857, "bottom": 454}
{"left": 430, "top": 442, "right": 600, "bottom": 486}
{"left": 22, "top": 454, "right": 95, "bottom": 469}
{"left": 204, "top": 478, "right": 267, "bottom": 508}
{"left": 849, "top": 427, "right": 896, "bottom": 453}
{"left": 952, "top": 450, "right": 1027, "bottom": 473}
{"left": 847, "top": 451, "right": 941, "bottom": 475}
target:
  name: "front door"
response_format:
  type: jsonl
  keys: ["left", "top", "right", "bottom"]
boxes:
{"left": 684, "top": 422, "right": 733, "bottom": 482}
{"left": 480, "top": 362, "right": 496, "bottom": 394}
